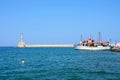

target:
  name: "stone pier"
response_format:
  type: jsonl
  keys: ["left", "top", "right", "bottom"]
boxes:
{"left": 17, "top": 34, "right": 74, "bottom": 48}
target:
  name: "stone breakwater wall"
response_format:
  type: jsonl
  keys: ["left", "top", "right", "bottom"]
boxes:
{"left": 18, "top": 44, "right": 74, "bottom": 48}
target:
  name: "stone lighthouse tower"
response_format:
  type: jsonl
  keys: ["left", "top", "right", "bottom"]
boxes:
{"left": 17, "top": 34, "right": 25, "bottom": 48}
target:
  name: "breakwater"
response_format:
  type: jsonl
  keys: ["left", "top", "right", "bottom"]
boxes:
{"left": 17, "top": 43, "right": 74, "bottom": 48}
{"left": 17, "top": 34, "right": 74, "bottom": 48}
{"left": 24, "top": 44, "right": 74, "bottom": 48}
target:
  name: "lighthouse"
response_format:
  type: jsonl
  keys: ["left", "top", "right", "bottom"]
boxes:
{"left": 17, "top": 34, "right": 25, "bottom": 48}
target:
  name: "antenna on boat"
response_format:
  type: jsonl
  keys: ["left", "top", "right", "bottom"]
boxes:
{"left": 98, "top": 32, "right": 102, "bottom": 43}
{"left": 80, "top": 34, "right": 83, "bottom": 42}
{"left": 90, "top": 35, "right": 92, "bottom": 39}
{"left": 109, "top": 38, "right": 111, "bottom": 43}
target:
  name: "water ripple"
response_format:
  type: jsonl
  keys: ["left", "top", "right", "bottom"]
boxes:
{"left": 0, "top": 47, "right": 120, "bottom": 80}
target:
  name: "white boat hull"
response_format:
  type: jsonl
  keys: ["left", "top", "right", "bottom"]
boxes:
{"left": 75, "top": 46, "right": 110, "bottom": 50}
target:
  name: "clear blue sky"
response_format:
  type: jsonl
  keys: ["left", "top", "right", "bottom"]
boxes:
{"left": 0, "top": 0, "right": 120, "bottom": 46}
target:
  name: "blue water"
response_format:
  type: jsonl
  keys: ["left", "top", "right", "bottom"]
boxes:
{"left": 0, "top": 47, "right": 120, "bottom": 80}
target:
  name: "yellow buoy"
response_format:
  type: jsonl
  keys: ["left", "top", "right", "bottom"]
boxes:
{"left": 21, "top": 59, "right": 25, "bottom": 64}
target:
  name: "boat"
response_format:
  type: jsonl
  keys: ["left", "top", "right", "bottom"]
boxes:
{"left": 110, "top": 42, "right": 120, "bottom": 52}
{"left": 75, "top": 32, "right": 110, "bottom": 50}
{"left": 116, "top": 42, "right": 120, "bottom": 48}
{"left": 110, "top": 47, "right": 120, "bottom": 52}
{"left": 75, "top": 45, "right": 110, "bottom": 50}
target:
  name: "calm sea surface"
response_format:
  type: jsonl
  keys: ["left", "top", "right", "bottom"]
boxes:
{"left": 0, "top": 47, "right": 120, "bottom": 80}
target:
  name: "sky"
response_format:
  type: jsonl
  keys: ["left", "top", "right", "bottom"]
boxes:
{"left": 0, "top": 0, "right": 120, "bottom": 46}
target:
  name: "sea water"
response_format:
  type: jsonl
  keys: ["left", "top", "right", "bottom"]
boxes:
{"left": 0, "top": 47, "right": 120, "bottom": 80}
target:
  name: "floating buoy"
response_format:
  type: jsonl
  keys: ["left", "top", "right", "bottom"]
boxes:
{"left": 21, "top": 59, "right": 25, "bottom": 64}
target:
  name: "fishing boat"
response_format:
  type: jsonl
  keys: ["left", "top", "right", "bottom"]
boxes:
{"left": 75, "top": 45, "right": 110, "bottom": 50}
{"left": 75, "top": 32, "right": 110, "bottom": 50}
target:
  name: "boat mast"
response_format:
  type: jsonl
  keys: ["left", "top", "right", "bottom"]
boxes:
{"left": 98, "top": 32, "right": 102, "bottom": 43}
{"left": 90, "top": 35, "right": 92, "bottom": 39}
{"left": 80, "top": 34, "right": 83, "bottom": 42}
{"left": 109, "top": 38, "right": 111, "bottom": 44}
